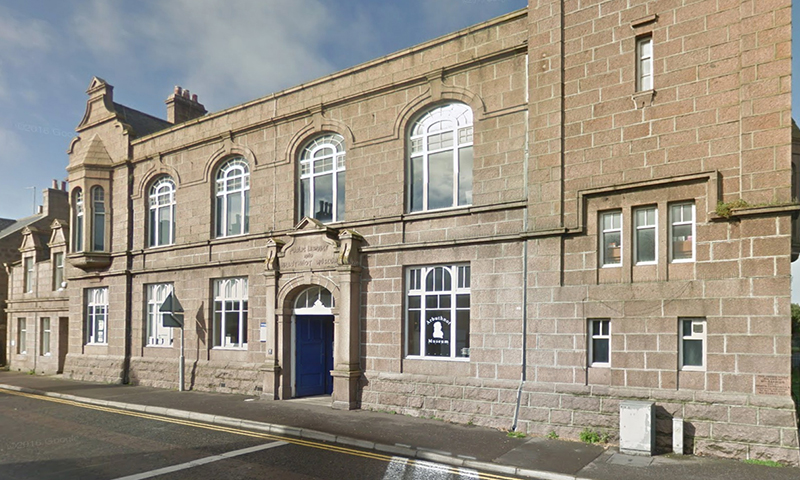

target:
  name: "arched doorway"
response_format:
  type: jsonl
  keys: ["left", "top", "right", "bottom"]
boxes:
{"left": 293, "top": 286, "right": 334, "bottom": 397}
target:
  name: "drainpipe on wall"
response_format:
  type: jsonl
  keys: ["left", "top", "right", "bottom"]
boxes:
{"left": 511, "top": 53, "right": 530, "bottom": 432}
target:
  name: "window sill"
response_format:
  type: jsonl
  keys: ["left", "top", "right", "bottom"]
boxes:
{"left": 404, "top": 355, "right": 469, "bottom": 362}
{"left": 588, "top": 363, "right": 610, "bottom": 368}
{"left": 632, "top": 89, "right": 656, "bottom": 108}
{"left": 68, "top": 252, "right": 111, "bottom": 271}
{"left": 146, "top": 344, "right": 174, "bottom": 348}
{"left": 212, "top": 346, "right": 248, "bottom": 351}
{"left": 634, "top": 261, "right": 656, "bottom": 266}
{"left": 85, "top": 343, "right": 108, "bottom": 346}
{"left": 680, "top": 366, "right": 704, "bottom": 372}
{"left": 670, "top": 259, "right": 694, "bottom": 264}
{"left": 600, "top": 264, "right": 621, "bottom": 269}
{"left": 403, "top": 204, "right": 472, "bottom": 221}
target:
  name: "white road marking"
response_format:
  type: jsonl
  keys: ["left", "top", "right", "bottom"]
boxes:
{"left": 111, "top": 440, "right": 288, "bottom": 480}
{"left": 382, "top": 456, "right": 480, "bottom": 479}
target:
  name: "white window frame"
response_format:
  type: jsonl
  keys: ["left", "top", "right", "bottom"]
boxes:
{"left": 634, "top": 206, "right": 657, "bottom": 265}
{"left": 146, "top": 283, "right": 174, "bottom": 347}
{"left": 669, "top": 203, "right": 695, "bottom": 263}
{"left": 23, "top": 256, "right": 34, "bottom": 293}
{"left": 86, "top": 287, "right": 108, "bottom": 345}
{"left": 408, "top": 103, "right": 473, "bottom": 213}
{"left": 588, "top": 319, "right": 610, "bottom": 367}
{"left": 600, "top": 211, "right": 622, "bottom": 267}
{"left": 40, "top": 317, "right": 51, "bottom": 356}
{"left": 405, "top": 264, "right": 470, "bottom": 360}
{"left": 73, "top": 188, "right": 84, "bottom": 252}
{"left": 17, "top": 318, "right": 27, "bottom": 354}
{"left": 679, "top": 317, "right": 706, "bottom": 371}
{"left": 213, "top": 277, "right": 248, "bottom": 349}
{"left": 298, "top": 134, "right": 346, "bottom": 223}
{"left": 149, "top": 177, "right": 176, "bottom": 247}
{"left": 53, "top": 252, "right": 64, "bottom": 290}
{"left": 91, "top": 186, "right": 106, "bottom": 251}
{"left": 215, "top": 158, "right": 250, "bottom": 238}
{"left": 636, "top": 35, "right": 653, "bottom": 92}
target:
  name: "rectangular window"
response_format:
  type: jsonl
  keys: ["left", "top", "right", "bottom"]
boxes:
{"left": 17, "top": 318, "right": 26, "bottom": 354}
{"left": 53, "top": 252, "right": 64, "bottom": 290}
{"left": 670, "top": 203, "right": 695, "bottom": 262}
{"left": 40, "top": 318, "right": 51, "bottom": 356}
{"left": 600, "top": 211, "right": 622, "bottom": 266}
{"left": 86, "top": 287, "right": 108, "bottom": 345}
{"left": 680, "top": 318, "right": 706, "bottom": 370}
{"left": 588, "top": 319, "right": 610, "bottom": 366}
{"left": 636, "top": 35, "right": 653, "bottom": 91}
{"left": 634, "top": 207, "right": 657, "bottom": 264}
{"left": 406, "top": 264, "right": 470, "bottom": 359}
{"left": 23, "top": 257, "right": 34, "bottom": 293}
{"left": 146, "top": 284, "right": 174, "bottom": 347}
{"left": 213, "top": 278, "right": 248, "bottom": 349}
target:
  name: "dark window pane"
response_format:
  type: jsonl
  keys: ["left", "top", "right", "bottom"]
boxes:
{"left": 458, "top": 146, "right": 473, "bottom": 206}
{"left": 407, "top": 310, "right": 420, "bottom": 356}
{"left": 593, "top": 338, "right": 609, "bottom": 364}
{"left": 336, "top": 171, "right": 345, "bottom": 221}
{"left": 410, "top": 156, "right": 423, "bottom": 212}
{"left": 636, "top": 228, "right": 655, "bottom": 263}
{"left": 408, "top": 295, "right": 420, "bottom": 309}
{"left": 313, "top": 173, "right": 333, "bottom": 222}
{"left": 299, "top": 178, "right": 310, "bottom": 219}
{"left": 683, "top": 339, "right": 703, "bottom": 367}
{"left": 428, "top": 151, "right": 453, "bottom": 210}
{"left": 456, "top": 310, "right": 470, "bottom": 357}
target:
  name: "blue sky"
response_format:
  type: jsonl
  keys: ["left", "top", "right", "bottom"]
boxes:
{"left": 2, "top": 0, "right": 799, "bottom": 301}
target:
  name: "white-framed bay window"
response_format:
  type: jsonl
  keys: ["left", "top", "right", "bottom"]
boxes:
{"left": 600, "top": 211, "right": 622, "bottom": 267}
{"left": 407, "top": 103, "right": 473, "bottom": 212}
{"left": 670, "top": 202, "right": 695, "bottom": 262}
{"left": 146, "top": 283, "right": 174, "bottom": 347}
{"left": 86, "top": 287, "right": 108, "bottom": 345}
{"left": 634, "top": 206, "right": 657, "bottom": 264}
{"left": 680, "top": 317, "right": 706, "bottom": 370}
{"left": 298, "top": 133, "right": 346, "bottom": 223}
{"left": 406, "top": 264, "right": 470, "bottom": 359}
{"left": 213, "top": 277, "right": 248, "bottom": 349}
{"left": 588, "top": 319, "right": 610, "bottom": 367}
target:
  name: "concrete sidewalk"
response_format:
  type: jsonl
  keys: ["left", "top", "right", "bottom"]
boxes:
{"left": 0, "top": 371, "right": 794, "bottom": 480}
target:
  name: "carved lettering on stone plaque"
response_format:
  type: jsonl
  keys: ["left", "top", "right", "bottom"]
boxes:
{"left": 755, "top": 375, "right": 790, "bottom": 396}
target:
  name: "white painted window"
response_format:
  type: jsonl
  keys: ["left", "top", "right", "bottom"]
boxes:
{"left": 92, "top": 186, "right": 106, "bottom": 251}
{"left": 408, "top": 103, "right": 473, "bottom": 212}
{"left": 17, "top": 318, "right": 27, "bottom": 354}
{"left": 298, "top": 134, "right": 346, "bottom": 223}
{"left": 73, "top": 188, "right": 83, "bottom": 252}
{"left": 634, "top": 207, "right": 657, "bottom": 264}
{"left": 215, "top": 158, "right": 250, "bottom": 238}
{"left": 406, "top": 264, "right": 470, "bottom": 359}
{"left": 86, "top": 287, "right": 108, "bottom": 345}
{"left": 40, "top": 317, "right": 51, "bottom": 356}
{"left": 213, "top": 277, "right": 248, "bottom": 349}
{"left": 588, "top": 319, "right": 610, "bottom": 367}
{"left": 23, "top": 256, "right": 34, "bottom": 293}
{"left": 600, "top": 211, "right": 622, "bottom": 266}
{"left": 680, "top": 318, "right": 706, "bottom": 370}
{"left": 670, "top": 203, "right": 695, "bottom": 262}
{"left": 146, "top": 283, "right": 174, "bottom": 347}
{"left": 52, "top": 252, "right": 64, "bottom": 290}
{"left": 636, "top": 35, "right": 653, "bottom": 92}
{"left": 149, "top": 177, "right": 176, "bottom": 247}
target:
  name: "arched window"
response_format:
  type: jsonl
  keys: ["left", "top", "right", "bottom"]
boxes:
{"left": 294, "top": 286, "right": 334, "bottom": 314}
{"left": 407, "top": 103, "right": 473, "bottom": 212}
{"left": 91, "top": 186, "right": 106, "bottom": 251}
{"left": 298, "top": 134, "right": 345, "bottom": 223}
{"left": 148, "top": 177, "right": 176, "bottom": 247}
{"left": 72, "top": 188, "right": 84, "bottom": 252}
{"left": 215, "top": 158, "right": 249, "bottom": 237}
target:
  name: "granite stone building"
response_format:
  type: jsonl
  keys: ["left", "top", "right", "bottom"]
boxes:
{"left": 5, "top": 0, "right": 799, "bottom": 464}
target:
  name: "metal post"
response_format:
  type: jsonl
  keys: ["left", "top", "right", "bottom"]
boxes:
{"left": 179, "top": 326, "right": 185, "bottom": 391}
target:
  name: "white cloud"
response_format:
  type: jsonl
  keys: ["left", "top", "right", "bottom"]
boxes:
{"left": 69, "top": 0, "right": 131, "bottom": 57}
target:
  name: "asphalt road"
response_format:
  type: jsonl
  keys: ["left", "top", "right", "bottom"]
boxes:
{"left": 0, "top": 389, "right": 524, "bottom": 480}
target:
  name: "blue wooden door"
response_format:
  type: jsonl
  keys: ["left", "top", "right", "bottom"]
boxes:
{"left": 295, "top": 315, "right": 334, "bottom": 397}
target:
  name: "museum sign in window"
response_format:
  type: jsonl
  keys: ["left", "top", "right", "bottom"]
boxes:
{"left": 406, "top": 264, "right": 470, "bottom": 359}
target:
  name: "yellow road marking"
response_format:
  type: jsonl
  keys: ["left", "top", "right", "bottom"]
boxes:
{"left": 0, "top": 387, "right": 522, "bottom": 480}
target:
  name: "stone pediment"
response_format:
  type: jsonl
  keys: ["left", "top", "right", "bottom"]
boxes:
{"left": 265, "top": 218, "right": 363, "bottom": 273}
{"left": 48, "top": 219, "right": 68, "bottom": 247}
{"left": 275, "top": 217, "right": 340, "bottom": 272}
{"left": 19, "top": 227, "right": 42, "bottom": 253}
{"left": 69, "top": 134, "right": 113, "bottom": 170}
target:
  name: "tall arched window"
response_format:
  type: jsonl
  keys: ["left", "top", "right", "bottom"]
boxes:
{"left": 298, "top": 134, "right": 345, "bottom": 223}
{"left": 149, "top": 177, "right": 176, "bottom": 247}
{"left": 215, "top": 158, "right": 250, "bottom": 237}
{"left": 91, "top": 186, "right": 106, "bottom": 251}
{"left": 407, "top": 103, "right": 473, "bottom": 212}
{"left": 72, "top": 188, "right": 84, "bottom": 252}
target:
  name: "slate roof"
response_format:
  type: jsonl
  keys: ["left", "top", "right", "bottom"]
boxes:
{"left": 113, "top": 102, "right": 172, "bottom": 138}
{"left": 0, "top": 214, "right": 46, "bottom": 240}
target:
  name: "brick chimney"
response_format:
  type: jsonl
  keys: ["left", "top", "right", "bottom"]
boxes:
{"left": 166, "top": 86, "right": 207, "bottom": 124}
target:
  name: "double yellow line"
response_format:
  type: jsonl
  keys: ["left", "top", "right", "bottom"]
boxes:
{"left": 0, "top": 387, "right": 522, "bottom": 480}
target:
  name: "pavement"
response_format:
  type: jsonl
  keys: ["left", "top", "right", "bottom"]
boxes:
{"left": 0, "top": 371, "right": 796, "bottom": 480}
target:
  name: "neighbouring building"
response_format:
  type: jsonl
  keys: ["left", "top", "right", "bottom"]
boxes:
{"left": 5, "top": 0, "right": 799, "bottom": 464}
